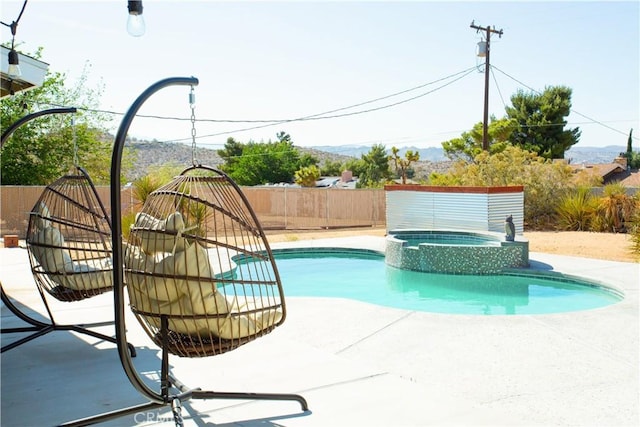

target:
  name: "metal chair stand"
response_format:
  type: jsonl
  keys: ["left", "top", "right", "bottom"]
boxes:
{"left": 0, "top": 108, "right": 134, "bottom": 357}
{"left": 1, "top": 284, "right": 136, "bottom": 355}
{"left": 62, "top": 77, "right": 308, "bottom": 427}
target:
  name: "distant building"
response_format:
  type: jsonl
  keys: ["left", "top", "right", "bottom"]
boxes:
{"left": 314, "top": 170, "right": 358, "bottom": 189}
{"left": 570, "top": 155, "right": 639, "bottom": 187}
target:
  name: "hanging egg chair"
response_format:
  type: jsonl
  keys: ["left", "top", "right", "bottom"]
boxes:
{"left": 27, "top": 166, "right": 113, "bottom": 302}
{"left": 66, "top": 77, "right": 306, "bottom": 426}
{"left": 124, "top": 165, "right": 286, "bottom": 357}
{"left": 1, "top": 108, "right": 134, "bottom": 357}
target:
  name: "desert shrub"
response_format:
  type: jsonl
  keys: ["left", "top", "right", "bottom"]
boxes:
{"left": 595, "top": 182, "right": 636, "bottom": 233}
{"left": 629, "top": 199, "right": 640, "bottom": 256}
{"left": 556, "top": 187, "right": 599, "bottom": 231}
{"left": 121, "top": 211, "right": 137, "bottom": 240}
{"left": 429, "top": 146, "right": 576, "bottom": 229}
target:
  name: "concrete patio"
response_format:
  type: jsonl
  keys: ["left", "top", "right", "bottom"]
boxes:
{"left": 1, "top": 235, "right": 638, "bottom": 426}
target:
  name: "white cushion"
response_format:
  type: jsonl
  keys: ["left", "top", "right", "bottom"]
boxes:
{"left": 126, "top": 211, "right": 282, "bottom": 340}
{"left": 135, "top": 211, "right": 187, "bottom": 254}
{"left": 30, "top": 225, "right": 113, "bottom": 291}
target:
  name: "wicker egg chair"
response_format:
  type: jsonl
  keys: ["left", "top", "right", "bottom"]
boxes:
{"left": 64, "top": 77, "right": 306, "bottom": 427}
{"left": 125, "top": 165, "right": 286, "bottom": 358}
{"left": 27, "top": 166, "right": 114, "bottom": 302}
{"left": 0, "top": 108, "right": 133, "bottom": 356}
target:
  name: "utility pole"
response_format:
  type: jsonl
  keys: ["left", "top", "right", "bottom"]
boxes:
{"left": 470, "top": 21, "right": 503, "bottom": 151}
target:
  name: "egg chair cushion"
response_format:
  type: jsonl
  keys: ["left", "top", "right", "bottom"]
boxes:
{"left": 126, "top": 212, "right": 282, "bottom": 340}
{"left": 134, "top": 211, "right": 187, "bottom": 255}
{"left": 30, "top": 225, "right": 113, "bottom": 291}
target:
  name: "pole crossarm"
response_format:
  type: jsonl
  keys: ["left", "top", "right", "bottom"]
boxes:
{"left": 470, "top": 21, "right": 504, "bottom": 38}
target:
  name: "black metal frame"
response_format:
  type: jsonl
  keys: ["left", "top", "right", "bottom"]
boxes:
{"left": 62, "top": 77, "right": 307, "bottom": 426}
{"left": 0, "top": 108, "right": 135, "bottom": 357}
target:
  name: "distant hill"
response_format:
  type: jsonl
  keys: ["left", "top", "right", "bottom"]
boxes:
{"left": 314, "top": 144, "right": 628, "bottom": 165}
{"left": 126, "top": 140, "right": 628, "bottom": 181}
{"left": 311, "top": 145, "right": 448, "bottom": 162}
{"left": 565, "top": 145, "right": 626, "bottom": 165}
{"left": 127, "top": 141, "right": 355, "bottom": 180}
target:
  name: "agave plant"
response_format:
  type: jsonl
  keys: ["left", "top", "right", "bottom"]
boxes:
{"left": 556, "top": 187, "right": 599, "bottom": 231}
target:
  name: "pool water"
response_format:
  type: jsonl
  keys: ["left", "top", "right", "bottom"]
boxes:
{"left": 403, "top": 236, "right": 499, "bottom": 247}
{"left": 234, "top": 249, "right": 622, "bottom": 315}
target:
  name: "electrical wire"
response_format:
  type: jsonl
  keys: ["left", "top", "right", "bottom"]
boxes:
{"left": 489, "top": 65, "right": 507, "bottom": 110}
{"left": 491, "top": 65, "right": 638, "bottom": 140}
{"left": 33, "top": 63, "right": 637, "bottom": 146}
{"left": 183, "top": 67, "right": 478, "bottom": 142}
{"left": 45, "top": 65, "right": 478, "bottom": 124}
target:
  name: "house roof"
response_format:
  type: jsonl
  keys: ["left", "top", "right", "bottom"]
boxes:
{"left": 570, "top": 161, "right": 640, "bottom": 187}
{"left": 1, "top": 46, "right": 49, "bottom": 98}
{"left": 620, "top": 171, "right": 640, "bottom": 187}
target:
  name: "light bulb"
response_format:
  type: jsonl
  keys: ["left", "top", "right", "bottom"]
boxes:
{"left": 127, "top": 14, "right": 145, "bottom": 36}
{"left": 7, "top": 49, "right": 21, "bottom": 78}
{"left": 127, "top": 1, "right": 145, "bottom": 37}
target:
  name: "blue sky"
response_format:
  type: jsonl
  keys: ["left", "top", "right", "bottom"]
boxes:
{"left": 2, "top": 1, "right": 638, "bottom": 152}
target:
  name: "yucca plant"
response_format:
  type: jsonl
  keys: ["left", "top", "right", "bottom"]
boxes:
{"left": 597, "top": 182, "right": 636, "bottom": 233}
{"left": 132, "top": 175, "right": 162, "bottom": 209}
{"left": 556, "top": 187, "right": 599, "bottom": 231}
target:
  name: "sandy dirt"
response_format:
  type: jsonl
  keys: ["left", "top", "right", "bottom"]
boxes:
{"left": 264, "top": 228, "right": 638, "bottom": 263}
{"left": 2, "top": 228, "right": 636, "bottom": 263}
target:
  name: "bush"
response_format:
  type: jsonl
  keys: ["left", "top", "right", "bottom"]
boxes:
{"left": 429, "top": 146, "right": 576, "bottom": 229}
{"left": 629, "top": 203, "right": 640, "bottom": 256}
{"left": 556, "top": 187, "right": 599, "bottom": 231}
{"left": 595, "top": 183, "right": 636, "bottom": 232}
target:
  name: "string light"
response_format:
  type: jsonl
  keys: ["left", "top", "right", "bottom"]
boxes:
{"left": 127, "top": 1, "right": 145, "bottom": 37}
{"left": 1, "top": 0, "right": 29, "bottom": 79}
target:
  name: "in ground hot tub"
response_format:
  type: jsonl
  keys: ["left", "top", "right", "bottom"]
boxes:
{"left": 385, "top": 229, "right": 529, "bottom": 274}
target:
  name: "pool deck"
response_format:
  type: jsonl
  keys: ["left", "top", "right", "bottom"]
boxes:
{"left": 1, "top": 235, "right": 638, "bottom": 426}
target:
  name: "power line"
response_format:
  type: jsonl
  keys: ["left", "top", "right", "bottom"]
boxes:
{"left": 48, "top": 66, "right": 478, "bottom": 124}
{"left": 184, "top": 67, "right": 477, "bottom": 142}
{"left": 491, "top": 65, "right": 638, "bottom": 140}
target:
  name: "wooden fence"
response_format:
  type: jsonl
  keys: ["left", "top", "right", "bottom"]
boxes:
{"left": 0, "top": 186, "right": 387, "bottom": 238}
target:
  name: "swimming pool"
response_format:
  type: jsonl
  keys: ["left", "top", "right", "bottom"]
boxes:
{"left": 232, "top": 248, "right": 622, "bottom": 315}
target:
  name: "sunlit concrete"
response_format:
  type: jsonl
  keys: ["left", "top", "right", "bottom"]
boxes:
{"left": 1, "top": 236, "right": 638, "bottom": 426}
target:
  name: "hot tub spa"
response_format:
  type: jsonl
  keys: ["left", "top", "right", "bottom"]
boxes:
{"left": 385, "top": 230, "right": 529, "bottom": 274}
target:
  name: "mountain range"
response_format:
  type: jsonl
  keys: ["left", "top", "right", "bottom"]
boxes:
{"left": 128, "top": 141, "right": 629, "bottom": 181}
{"left": 313, "top": 144, "right": 628, "bottom": 165}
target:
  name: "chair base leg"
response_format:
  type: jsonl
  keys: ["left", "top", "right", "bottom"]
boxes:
{"left": 1, "top": 284, "right": 136, "bottom": 356}
{"left": 1, "top": 322, "right": 137, "bottom": 357}
{"left": 60, "top": 375, "right": 309, "bottom": 426}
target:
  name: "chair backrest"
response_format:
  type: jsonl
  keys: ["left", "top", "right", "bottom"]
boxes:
{"left": 124, "top": 166, "right": 286, "bottom": 357}
{"left": 26, "top": 167, "right": 113, "bottom": 302}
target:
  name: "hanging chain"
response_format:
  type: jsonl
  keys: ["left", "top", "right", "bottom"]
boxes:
{"left": 189, "top": 86, "right": 198, "bottom": 166}
{"left": 71, "top": 116, "right": 79, "bottom": 168}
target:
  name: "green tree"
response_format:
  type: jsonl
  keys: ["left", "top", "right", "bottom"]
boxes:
{"left": 344, "top": 158, "right": 366, "bottom": 177}
{"left": 429, "top": 146, "right": 575, "bottom": 229}
{"left": 390, "top": 146, "right": 420, "bottom": 184}
{"left": 294, "top": 165, "right": 321, "bottom": 187}
{"left": 357, "top": 144, "right": 392, "bottom": 188}
{"left": 298, "top": 152, "right": 319, "bottom": 168}
{"left": 217, "top": 137, "right": 244, "bottom": 169}
{"left": 442, "top": 117, "right": 515, "bottom": 161}
{"left": 320, "top": 159, "right": 344, "bottom": 176}
{"left": 505, "top": 86, "right": 581, "bottom": 159}
{"left": 1, "top": 54, "right": 130, "bottom": 184}
{"left": 218, "top": 135, "right": 303, "bottom": 185}
{"left": 622, "top": 129, "right": 640, "bottom": 169}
